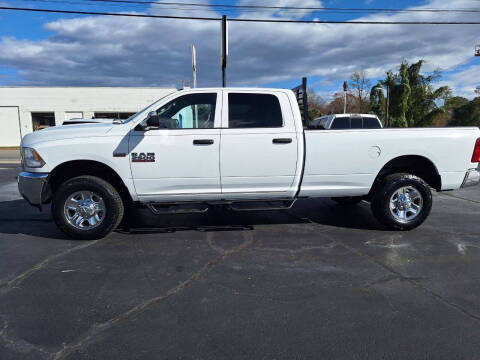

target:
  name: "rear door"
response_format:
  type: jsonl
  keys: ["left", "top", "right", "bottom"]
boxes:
{"left": 129, "top": 91, "right": 222, "bottom": 201}
{"left": 219, "top": 91, "right": 298, "bottom": 197}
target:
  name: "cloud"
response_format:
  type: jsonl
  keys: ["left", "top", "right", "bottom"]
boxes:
{"left": 235, "top": 0, "right": 323, "bottom": 20}
{"left": 0, "top": 0, "right": 478, "bottom": 91}
{"left": 438, "top": 65, "right": 480, "bottom": 99}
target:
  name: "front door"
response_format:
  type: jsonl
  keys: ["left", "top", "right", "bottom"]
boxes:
{"left": 219, "top": 91, "right": 299, "bottom": 197}
{"left": 129, "top": 91, "right": 222, "bottom": 201}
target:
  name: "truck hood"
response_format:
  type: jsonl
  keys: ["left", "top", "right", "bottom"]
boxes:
{"left": 62, "top": 118, "right": 120, "bottom": 125}
{"left": 21, "top": 122, "right": 115, "bottom": 147}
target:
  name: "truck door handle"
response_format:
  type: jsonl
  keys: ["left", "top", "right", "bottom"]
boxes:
{"left": 193, "top": 139, "right": 214, "bottom": 145}
{"left": 272, "top": 138, "right": 292, "bottom": 144}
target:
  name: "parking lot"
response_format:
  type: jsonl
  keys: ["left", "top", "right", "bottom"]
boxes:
{"left": 1, "top": 163, "right": 480, "bottom": 359}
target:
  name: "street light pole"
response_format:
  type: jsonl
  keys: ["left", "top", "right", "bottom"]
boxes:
{"left": 191, "top": 44, "right": 197, "bottom": 88}
{"left": 343, "top": 81, "right": 348, "bottom": 114}
{"left": 385, "top": 85, "right": 389, "bottom": 128}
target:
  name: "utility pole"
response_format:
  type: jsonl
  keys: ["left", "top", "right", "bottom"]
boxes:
{"left": 221, "top": 15, "right": 228, "bottom": 87}
{"left": 191, "top": 44, "right": 197, "bottom": 88}
{"left": 343, "top": 81, "right": 348, "bottom": 114}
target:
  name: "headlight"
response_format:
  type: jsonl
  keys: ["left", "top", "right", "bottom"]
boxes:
{"left": 22, "top": 147, "right": 45, "bottom": 168}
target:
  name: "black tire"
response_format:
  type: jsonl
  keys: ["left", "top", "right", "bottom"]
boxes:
{"left": 371, "top": 173, "right": 432, "bottom": 231}
{"left": 52, "top": 176, "right": 124, "bottom": 240}
{"left": 331, "top": 196, "right": 363, "bottom": 205}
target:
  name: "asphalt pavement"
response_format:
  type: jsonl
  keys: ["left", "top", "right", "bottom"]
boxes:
{"left": 1, "top": 163, "right": 480, "bottom": 360}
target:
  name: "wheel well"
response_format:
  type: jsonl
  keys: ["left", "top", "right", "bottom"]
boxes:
{"left": 372, "top": 155, "right": 441, "bottom": 192}
{"left": 47, "top": 160, "right": 132, "bottom": 205}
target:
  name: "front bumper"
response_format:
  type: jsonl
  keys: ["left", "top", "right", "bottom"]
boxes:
{"left": 461, "top": 168, "right": 480, "bottom": 188}
{"left": 17, "top": 172, "right": 49, "bottom": 209}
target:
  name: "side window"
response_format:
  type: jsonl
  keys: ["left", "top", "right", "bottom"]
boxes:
{"left": 363, "top": 117, "right": 382, "bottom": 129}
{"left": 155, "top": 93, "right": 216, "bottom": 129}
{"left": 350, "top": 117, "right": 362, "bottom": 129}
{"left": 228, "top": 93, "right": 283, "bottom": 128}
{"left": 330, "top": 117, "right": 349, "bottom": 129}
{"left": 320, "top": 118, "right": 328, "bottom": 129}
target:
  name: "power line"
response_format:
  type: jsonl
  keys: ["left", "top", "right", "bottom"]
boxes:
{"left": 10, "top": 0, "right": 480, "bottom": 14}
{"left": 82, "top": 0, "right": 480, "bottom": 14}
{"left": 8, "top": 0, "right": 480, "bottom": 17}
{"left": 2, "top": 6, "right": 480, "bottom": 24}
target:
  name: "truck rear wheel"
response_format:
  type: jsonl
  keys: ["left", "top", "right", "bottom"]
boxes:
{"left": 52, "top": 176, "right": 124, "bottom": 240}
{"left": 371, "top": 173, "right": 432, "bottom": 231}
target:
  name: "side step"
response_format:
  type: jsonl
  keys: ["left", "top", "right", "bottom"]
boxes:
{"left": 146, "top": 199, "right": 296, "bottom": 215}
{"left": 227, "top": 199, "right": 296, "bottom": 212}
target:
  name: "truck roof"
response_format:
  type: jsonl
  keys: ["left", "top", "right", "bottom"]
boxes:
{"left": 331, "top": 114, "right": 379, "bottom": 118}
{"left": 177, "top": 87, "right": 291, "bottom": 92}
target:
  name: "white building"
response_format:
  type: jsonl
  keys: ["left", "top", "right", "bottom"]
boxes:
{"left": 0, "top": 87, "right": 176, "bottom": 147}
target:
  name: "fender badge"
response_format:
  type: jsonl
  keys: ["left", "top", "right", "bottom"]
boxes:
{"left": 132, "top": 152, "right": 155, "bottom": 162}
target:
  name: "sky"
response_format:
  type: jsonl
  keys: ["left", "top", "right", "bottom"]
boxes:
{"left": 0, "top": 0, "right": 479, "bottom": 100}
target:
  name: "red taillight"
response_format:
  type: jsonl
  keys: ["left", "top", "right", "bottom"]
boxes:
{"left": 472, "top": 138, "right": 480, "bottom": 163}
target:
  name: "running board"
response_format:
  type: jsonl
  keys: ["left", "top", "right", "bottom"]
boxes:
{"left": 146, "top": 198, "right": 296, "bottom": 215}
{"left": 147, "top": 203, "right": 209, "bottom": 215}
{"left": 227, "top": 199, "right": 296, "bottom": 212}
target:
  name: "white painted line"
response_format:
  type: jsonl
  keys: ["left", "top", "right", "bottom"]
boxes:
{"left": 0, "top": 160, "right": 21, "bottom": 164}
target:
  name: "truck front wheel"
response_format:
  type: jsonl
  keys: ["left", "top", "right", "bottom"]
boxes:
{"left": 52, "top": 176, "right": 124, "bottom": 240}
{"left": 371, "top": 173, "right": 432, "bottom": 231}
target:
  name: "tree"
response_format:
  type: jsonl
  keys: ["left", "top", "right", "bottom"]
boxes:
{"left": 370, "top": 60, "right": 451, "bottom": 127}
{"left": 307, "top": 88, "right": 327, "bottom": 121}
{"left": 389, "top": 62, "right": 410, "bottom": 127}
{"left": 450, "top": 98, "right": 480, "bottom": 126}
{"left": 349, "top": 70, "right": 371, "bottom": 113}
{"left": 327, "top": 92, "right": 358, "bottom": 114}
{"left": 369, "top": 82, "right": 386, "bottom": 125}
{"left": 445, "top": 96, "right": 469, "bottom": 110}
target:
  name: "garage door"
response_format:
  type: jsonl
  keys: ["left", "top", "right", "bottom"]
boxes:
{"left": 0, "top": 107, "right": 21, "bottom": 147}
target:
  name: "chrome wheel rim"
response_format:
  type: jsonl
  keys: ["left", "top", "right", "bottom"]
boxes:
{"left": 63, "top": 191, "right": 106, "bottom": 230}
{"left": 389, "top": 186, "right": 423, "bottom": 223}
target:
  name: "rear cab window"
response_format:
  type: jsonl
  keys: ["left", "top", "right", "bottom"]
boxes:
{"left": 329, "top": 116, "right": 382, "bottom": 129}
{"left": 363, "top": 117, "right": 382, "bottom": 129}
{"left": 350, "top": 117, "right": 362, "bottom": 129}
{"left": 330, "top": 117, "right": 349, "bottom": 129}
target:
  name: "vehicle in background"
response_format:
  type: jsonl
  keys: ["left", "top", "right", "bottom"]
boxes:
{"left": 311, "top": 114, "right": 382, "bottom": 129}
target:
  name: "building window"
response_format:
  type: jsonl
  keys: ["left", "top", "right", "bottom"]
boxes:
{"left": 32, "top": 112, "right": 55, "bottom": 131}
{"left": 94, "top": 112, "right": 136, "bottom": 120}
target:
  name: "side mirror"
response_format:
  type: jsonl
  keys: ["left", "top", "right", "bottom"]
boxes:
{"left": 146, "top": 111, "right": 160, "bottom": 129}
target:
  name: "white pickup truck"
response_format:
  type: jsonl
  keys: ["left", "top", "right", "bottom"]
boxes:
{"left": 18, "top": 87, "right": 480, "bottom": 239}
